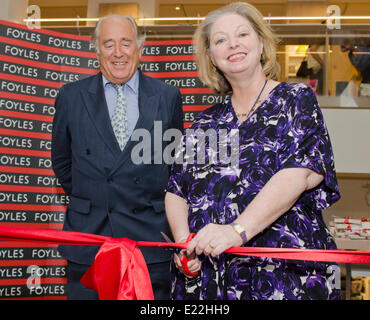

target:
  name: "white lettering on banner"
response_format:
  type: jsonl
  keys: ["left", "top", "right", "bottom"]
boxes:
{"left": 142, "top": 46, "right": 160, "bottom": 55}
{"left": 139, "top": 62, "right": 160, "bottom": 72}
{"left": 35, "top": 194, "right": 68, "bottom": 204}
{"left": 39, "top": 140, "right": 52, "bottom": 151}
{"left": 6, "top": 27, "right": 41, "bottom": 43}
{"left": 2, "top": 63, "right": 38, "bottom": 78}
{"left": 0, "top": 267, "right": 23, "bottom": 278}
{"left": 48, "top": 37, "right": 82, "bottom": 50}
{"left": 38, "top": 158, "right": 52, "bottom": 168}
{"left": 45, "top": 71, "right": 79, "bottom": 82}
{"left": 43, "top": 88, "right": 59, "bottom": 99}
{"left": 0, "top": 211, "right": 27, "bottom": 222}
{"left": 87, "top": 59, "right": 99, "bottom": 68}
{"left": 26, "top": 266, "right": 66, "bottom": 277}
{"left": 36, "top": 176, "right": 60, "bottom": 186}
{"left": 0, "top": 137, "right": 32, "bottom": 149}
{"left": 184, "top": 112, "right": 195, "bottom": 122}
{"left": 46, "top": 54, "right": 81, "bottom": 66}
{"left": 0, "top": 192, "right": 28, "bottom": 203}
{"left": 0, "top": 287, "right": 22, "bottom": 297}
{"left": 0, "top": 155, "right": 31, "bottom": 166}
{"left": 31, "top": 249, "right": 61, "bottom": 259}
{"left": 164, "top": 62, "right": 197, "bottom": 71}
{"left": 164, "top": 78, "right": 196, "bottom": 87}
{"left": 34, "top": 212, "right": 64, "bottom": 223}
{"left": 182, "top": 95, "right": 195, "bottom": 104}
{"left": 40, "top": 122, "right": 53, "bottom": 133}
{"left": 4, "top": 45, "right": 40, "bottom": 60}
{"left": 29, "top": 284, "right": 65, "bottom": 296}
{"left": 201, "top": 95, "right": 226, "bottom": 104}
{"left": 0, "top": 117, "right": 34, "bottom": 130}
{"left": 0, "top": 100, "right": 36, "bottom": 113}
{"left": 0, "top": 81, "right": 37, "bottom": 95}
{"left": 0, "top": 249, "right": 24, "bottom": 259}
{"left": 0, "top": 174, "right": 30, "bottom": 184}
{"left": 165, "top": 46, "right": 193, "bottom": 55}
{"left": 42, "top": 105, "right": 55, "bottom": 115}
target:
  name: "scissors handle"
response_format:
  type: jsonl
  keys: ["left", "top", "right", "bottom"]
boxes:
{"left": 180, "top": 233, "right": 198, "bottom": 277}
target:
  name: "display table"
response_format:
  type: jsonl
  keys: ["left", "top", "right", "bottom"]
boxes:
{"left": 335, "top": 239, "right": 370, "bottom": 300}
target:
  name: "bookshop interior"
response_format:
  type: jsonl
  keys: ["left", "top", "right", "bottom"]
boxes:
{"left": 0, "top": 0, "right": 369, "bottom": 300}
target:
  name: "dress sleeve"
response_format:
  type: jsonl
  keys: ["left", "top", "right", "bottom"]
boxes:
{"left": 165, "top": 133, "right": 187, "bottom": 200}
{"left": 278, "top": 85, "right": 340, "bottom": 210}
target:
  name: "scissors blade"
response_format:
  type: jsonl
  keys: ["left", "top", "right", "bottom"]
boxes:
{"left": 160, "top": 232, "right": 181, "bottom": 258}
{"left": 160, "top": 231, "right": 174, "bottom": 243}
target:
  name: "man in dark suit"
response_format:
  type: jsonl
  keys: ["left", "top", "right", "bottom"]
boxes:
{"left": 51, "top": 14, "right": 183, "bottom": 299}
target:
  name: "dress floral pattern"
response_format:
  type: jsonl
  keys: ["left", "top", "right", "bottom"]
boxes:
{"left": 166, "top": 82, "right": 341, "bottom": 300}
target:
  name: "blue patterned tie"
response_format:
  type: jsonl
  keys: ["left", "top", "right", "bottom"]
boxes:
{"left": 112, "top": 84, "right": 129, "bottom": 150}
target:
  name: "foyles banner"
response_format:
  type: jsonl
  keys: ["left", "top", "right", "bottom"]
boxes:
{"left": 0, "top": 20, "right": 223, "bottom": 299}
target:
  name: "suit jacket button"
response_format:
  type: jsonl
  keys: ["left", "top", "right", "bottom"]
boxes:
{"left": 133, "top": 208, "right": 137, "bottom": 214}
{"left": 134, "top": 177, "right": 140, "bottom": 184}
{"left": 108, "top": 208, "right": 113, "bottom": 213}
{"left": 86, "top": 149, "right": 91, "bottom": 155}
{"left": 107, "top": 177, "right": 113, "bottom": 184}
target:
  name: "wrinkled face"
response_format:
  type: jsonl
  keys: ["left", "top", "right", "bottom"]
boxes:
{"left": 208, "top": 13, "right": 263, "bottom": 79}
{"left": 97, "top": 17, "right": 142, "bottom": 84}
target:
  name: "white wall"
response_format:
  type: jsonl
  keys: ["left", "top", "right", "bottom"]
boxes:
{"left": 322, "top": 108, "right": 370, "bottom": 174}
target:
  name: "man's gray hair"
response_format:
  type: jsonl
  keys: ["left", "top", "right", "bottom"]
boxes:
{"left": 92, "top": 14, "right": 146, "bottom": 54}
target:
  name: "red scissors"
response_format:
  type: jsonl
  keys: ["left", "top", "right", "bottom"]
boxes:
{"left": 161, "top": 232, "right": 198, "bottom": 277}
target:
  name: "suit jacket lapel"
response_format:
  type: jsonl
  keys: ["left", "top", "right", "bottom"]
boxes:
{"left": 81, "top": 73, "right": 121, "bottom": 157}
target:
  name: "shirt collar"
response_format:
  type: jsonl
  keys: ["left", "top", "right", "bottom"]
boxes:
{"left": 102, "top": 69, "right": 139, "bottom": 94}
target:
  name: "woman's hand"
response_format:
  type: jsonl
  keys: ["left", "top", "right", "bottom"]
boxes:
{"left": 186, "top": 223, "right": 243, "bottom": 257}
{"left": 173, "top": 249, "right": 202, "bottom": 278}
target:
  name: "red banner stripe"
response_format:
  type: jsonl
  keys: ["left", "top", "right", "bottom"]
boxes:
{"left": 140, "top": 55, "right": 194, "bottom": 62}
{"left": 0, "top": 223, "right": 63, "bottom": 230}
{"left": 0, "top": 185, "right": 64, "bottom": 194}
{"left": 0, "top": 54, "right": 98, "bottom": 75}
{"left": 0, "top": 147, "right": 51, "bottom": 158}
{"left": 0, "top": 278, "right": 67, "bottom": 286}
{"left": 0, "top": 36, "right": 96, "bottom": 58}
{"left": 0, "top": 166, "right": 55, "bottom": 176}
{"left": 0, "top": 260, "right": 66, "bottom": 267}
{"left": 0, "top": 109, "right": 53, "bottom": 122}
{"left": 143, "top": 71, "right": 198, "bottom": 78}
{"left": 144, "top": 40, "right": 193, "bottom": 45}
{"left": 180, "top": 88, "right": 215, "bottom": 94}
{"left": 184, "top": 122, "right": 192, "bottom": 128}
{"left": 0, "top": 242, "right": 59, "bottom": 248}
{"left": 183, "top": 105, "right": 210, "bottom": 111}
{"left": 0, "top": 91, "right": 55, "bottom": 105}
{"left": 0, "top": 128, "right": 51, "bottom": 140}
{"left": 0, "top": 296, "right": 67, "bottom": 300}
{"left": 0, "top": 204, "right": 66, "bottom": 211}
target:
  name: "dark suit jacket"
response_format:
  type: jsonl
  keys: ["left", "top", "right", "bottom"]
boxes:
{"left": 51, "top": 70, "right": 183, "bottom": 265}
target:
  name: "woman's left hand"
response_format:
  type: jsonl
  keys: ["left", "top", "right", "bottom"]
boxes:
{"left": 186, "top": 223, "right": 243, "bottom": 257}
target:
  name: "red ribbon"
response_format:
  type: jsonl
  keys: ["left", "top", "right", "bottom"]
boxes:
{"left": 1, "top": 225, "right": 370, "bottom": 300}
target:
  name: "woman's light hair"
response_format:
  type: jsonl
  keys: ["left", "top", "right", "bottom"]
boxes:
{"left": 194, "top": 2, "right": 280, "bottom": 95}
{"left": 91, "top": 14, "right": 146, "bottom": 54}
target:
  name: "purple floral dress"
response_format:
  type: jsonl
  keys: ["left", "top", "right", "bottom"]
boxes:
{"left": 166, "top": 83, "right": 341, "bottom": 300}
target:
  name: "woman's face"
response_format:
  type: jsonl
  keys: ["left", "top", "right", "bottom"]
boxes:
{"left": 208, "top": 13, "right": 263, "bottom": 80}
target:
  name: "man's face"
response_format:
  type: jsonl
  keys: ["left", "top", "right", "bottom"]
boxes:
{"left": 97, "top": 17, "right": 142, "bottom": 84}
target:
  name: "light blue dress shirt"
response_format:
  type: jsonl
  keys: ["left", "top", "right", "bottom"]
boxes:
{"left": 102, "top": 70, "right": 140, "bottom": 138}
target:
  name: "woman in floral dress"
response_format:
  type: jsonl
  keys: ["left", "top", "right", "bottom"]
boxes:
{"left": 165, "top": 2, "right": 341, "bottom": 300}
